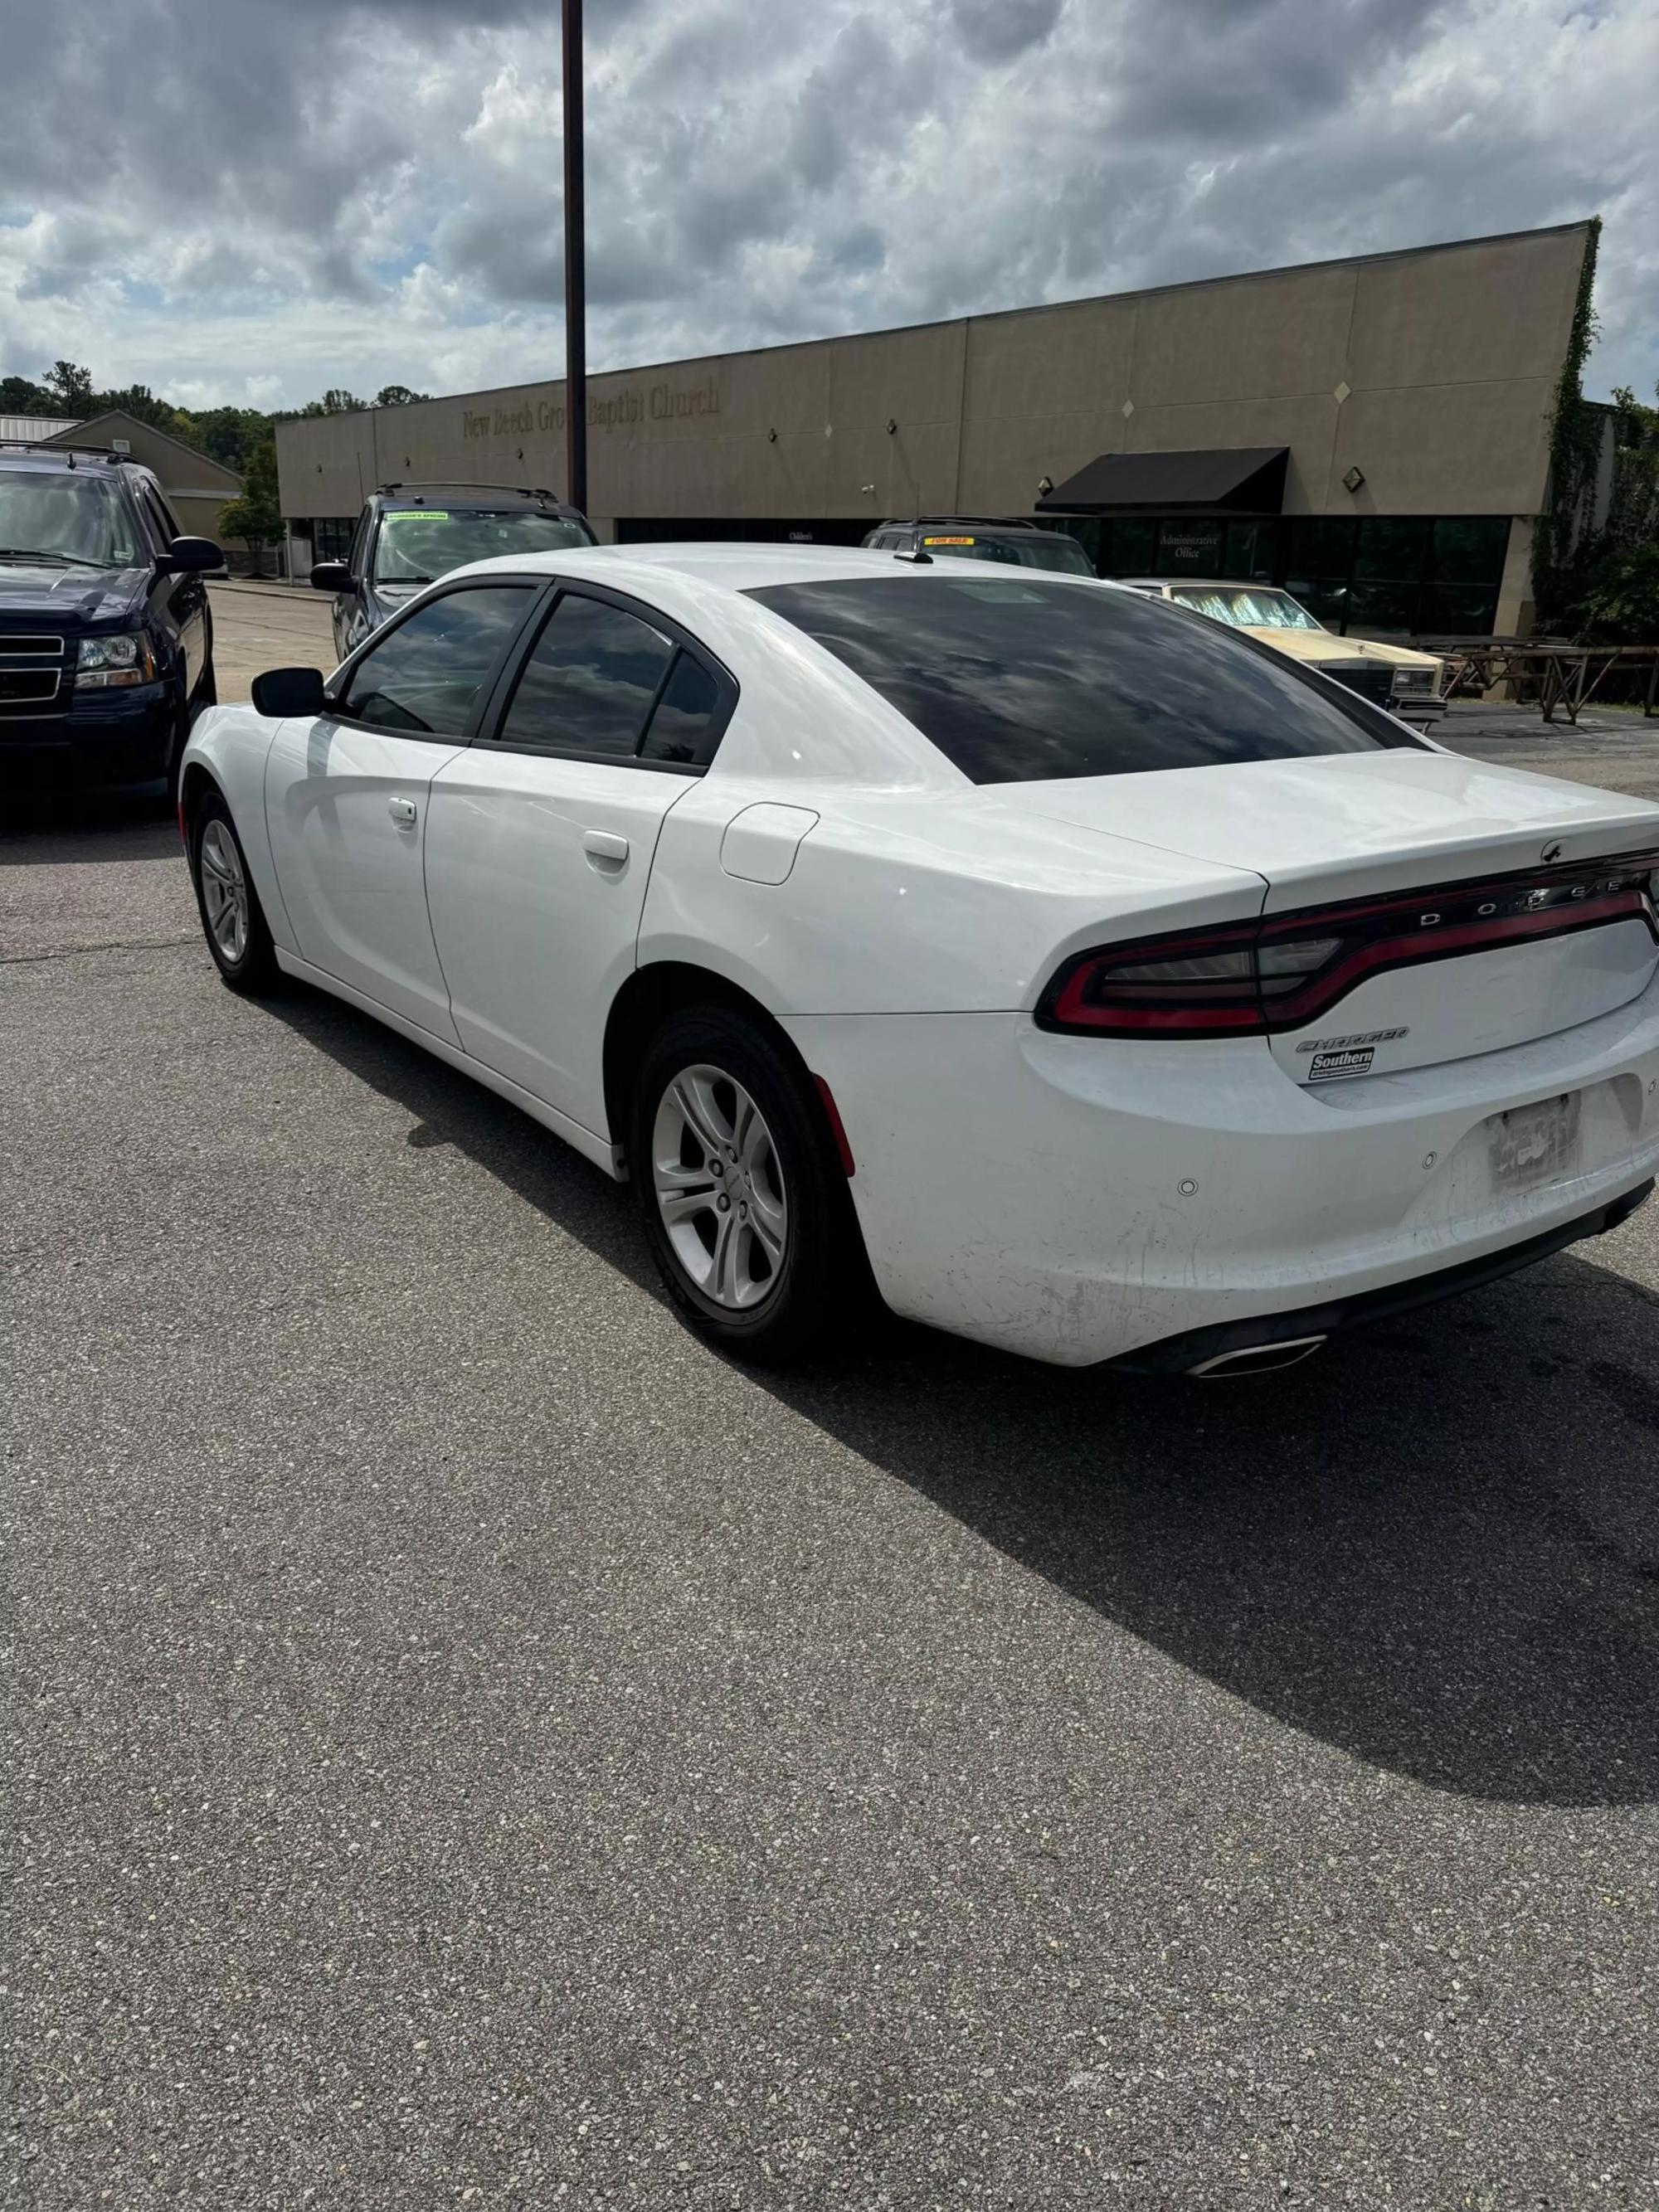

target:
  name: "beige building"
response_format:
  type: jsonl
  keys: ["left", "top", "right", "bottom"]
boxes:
{"left": 42, "top": 411, "right": 242, "bottom": 547}
{"left": 276, "top": 221, "right": 1601, "bottom": 639}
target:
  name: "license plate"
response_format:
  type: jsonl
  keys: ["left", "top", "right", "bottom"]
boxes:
{"left": 1489, "top": 1093, "right": 1582, "bottom": 1189}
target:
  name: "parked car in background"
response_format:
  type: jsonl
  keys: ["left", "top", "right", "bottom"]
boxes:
{"left": 0, "top": 440, "right": 221, "bottom": 796}
{"left": 862, "top": 516, "right": 1095, "bottom": 577}
{"left": 180, "top": 547, "right": 1658, "bottom": 1376}
{"left": 1122, "top": 578, "right": 1448, "bottom": 725}
{"left": 311, "top": 483, "right": 597, "bottom": 660}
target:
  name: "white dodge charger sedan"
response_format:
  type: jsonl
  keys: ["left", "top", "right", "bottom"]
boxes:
{"left": 179, "top": 545, "right": 1659, "bottom": 1374}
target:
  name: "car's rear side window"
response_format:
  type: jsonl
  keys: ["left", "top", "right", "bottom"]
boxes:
{"left": 747, "top": 575, "right": 1418, "bottom": 783}
{"left": 498, "top": 592, "right": 677, "bottom": 757}
{"left": 639, "top": 651, "right": 723, "bottom": 766}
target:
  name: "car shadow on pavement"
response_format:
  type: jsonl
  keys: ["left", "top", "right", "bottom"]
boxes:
{"left": 0, "top": 798, "right": 178, "bottom": 863}
{"left": 265, "top": 980, "right": 1659, "bottom": 1813}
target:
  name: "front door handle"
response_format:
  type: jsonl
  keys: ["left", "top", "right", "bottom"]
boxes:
{"left": 388, "top": 795, "right": 418, "bottom": 827}
{"left": 582, "top": 829, "right": 630, "bottom": 866}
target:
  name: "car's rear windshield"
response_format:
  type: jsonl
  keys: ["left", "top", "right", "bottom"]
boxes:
{"left": 747, "top": 574, "right": 1414, "bottom": 783}
{"left": 374, "top": 507, "right": 593, "bottom": 582}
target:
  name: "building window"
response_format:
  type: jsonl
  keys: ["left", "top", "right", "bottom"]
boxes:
{"left": 309, "top": 517, "right": 357, "bottom": 563}
{"left": 1097, "top": 518, "right": 1155, "bottom": 575}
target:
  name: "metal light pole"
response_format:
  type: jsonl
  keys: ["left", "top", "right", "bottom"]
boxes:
{"left": 562, "top": 0, "right": 587, "bottom": 515}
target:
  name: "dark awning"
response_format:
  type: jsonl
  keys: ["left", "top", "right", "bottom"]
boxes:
{"left": 1036, "top": 446, "right": 1288, "bottom": 516}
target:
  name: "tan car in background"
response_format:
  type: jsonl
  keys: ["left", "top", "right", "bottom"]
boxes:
{"left": 1122, "top": 579, "right": 1447, "bottom": 726}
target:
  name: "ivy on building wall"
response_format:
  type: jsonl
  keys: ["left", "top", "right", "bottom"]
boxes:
{"left": 1531, "top": 216, "right": 1603, "bottom": 628}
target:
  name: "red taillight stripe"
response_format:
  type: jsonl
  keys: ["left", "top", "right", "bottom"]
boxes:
{"left": 1049, "top": 974, "right": 1262, "bottom": 1032}
{"left": 1265, "top": 892, "right": 1647, "bottom": 1028}
{"left": 1039, "top": 856, "right": 1658, "bottom": 1041}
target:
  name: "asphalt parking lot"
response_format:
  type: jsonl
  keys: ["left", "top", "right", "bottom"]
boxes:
{"left": 4, "top": 592, "right": 1659, "bottom": 2207}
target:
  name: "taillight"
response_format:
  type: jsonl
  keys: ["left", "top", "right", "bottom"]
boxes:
{"left": 1045, "top": 926, "right": 1263, "bottom": 1034}
{"left": 1039, "top": 848, "right": 1659, "bottom": 1040}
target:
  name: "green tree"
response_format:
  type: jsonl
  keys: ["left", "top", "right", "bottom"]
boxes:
{"left": 44, "top": 360, "right": 95, "bottom": 414}
{"left": 88, "top": 382, "right": 192, "bottom": 437}
{"left": 0, "top": 372, "right": 56, "bottom": 416}
{"left": 373, "top": 383, "right": 428, "bottom": 407}
{"left": 187, "top": 405, "right": 276, "bottom": 474}
{"left": 218, "top": 440, "right": 282, "bottom": 576}
{"left": 294, "top": 387, "right": 369, "bottom": 418}
{"left": 1561, "top": 382, "right": 1659, "bottom": 645}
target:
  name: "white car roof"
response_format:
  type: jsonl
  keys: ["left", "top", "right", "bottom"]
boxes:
{"left": 451, "top": 540, "right": 1131, "bottom": 597}
{"left": 431, "top": 543, "right": 1136, "bottom": 790}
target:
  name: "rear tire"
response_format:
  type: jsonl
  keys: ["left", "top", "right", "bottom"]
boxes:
{"left": 188, "top": 791, "right": 280, "bottom": 996}
{"left": 630, "top": 1004, "right": 869, "bottom": 1364}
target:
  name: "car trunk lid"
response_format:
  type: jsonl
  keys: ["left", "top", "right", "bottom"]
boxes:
{"left": 1011, "top": 750, "right": 1659, "bottom": 1078}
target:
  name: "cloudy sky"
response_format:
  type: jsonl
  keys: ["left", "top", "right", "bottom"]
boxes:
{"left": 1, "top": 0, "right": 1654, "bottom": 411}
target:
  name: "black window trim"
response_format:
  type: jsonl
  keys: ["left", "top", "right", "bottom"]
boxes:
{"left": 349, "top": 503, "right": 375, "bottom": 586}
{"left": 322, "top": 571, "right": 552, "bottom": 744}
{"left": 470, "top": 575, "right": 739, "bottom": 777}
{"left": 132, "top": 480, "right": 173, "bottom": 557}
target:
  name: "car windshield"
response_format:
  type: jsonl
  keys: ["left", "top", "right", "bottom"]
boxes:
{"left": 0, "top": 469, "right": 139, "bottom": 567}
{"left": 922, "top": 533, "right": 1094, "bottom": 577}
{"left": 373, "top": 508, "right": 592, "bottom": 583}
{"left": 1169, "top": 585, "right": 1324, "bottom": 631}
{"left": 748, "top": 574, "right": 1413, "bottom": 784}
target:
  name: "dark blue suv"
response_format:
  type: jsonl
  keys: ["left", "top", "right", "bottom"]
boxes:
{"left": 0, "top": 442, "right": 221, "bottom": 799}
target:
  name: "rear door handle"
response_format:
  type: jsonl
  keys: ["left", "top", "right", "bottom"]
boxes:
{"left": 582, "top": 829, "right": 630, "bottom": 865}
{"left": 388, "top": 795, "right": 418, "bottom": 827}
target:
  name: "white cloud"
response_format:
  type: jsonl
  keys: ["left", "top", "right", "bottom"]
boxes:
{"left": 0, "top": 0, "right": 1652, "bottom": 407}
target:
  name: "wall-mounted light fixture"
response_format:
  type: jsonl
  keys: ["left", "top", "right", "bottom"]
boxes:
{"left": 1038, "top": 474, "right": 1054, "bottom": 496}
{"left": 1342, "top": 464, "right": 1366, "bottom": 493}
{"left": 885, "top": 417, "right": 898, "bottom": 435}
{"left": 767, "top": 427, "right": 778, "bottom": 443}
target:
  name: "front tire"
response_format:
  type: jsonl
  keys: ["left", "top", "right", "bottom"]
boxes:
{"left": 630, "top": 1005, "right": 868, "bottom": 1364}
{"left": 189, "top": 792, "right": 280, "bottom": 995}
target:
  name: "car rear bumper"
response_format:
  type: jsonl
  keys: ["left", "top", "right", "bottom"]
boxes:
{"left": 0, "top": 688, "right": 174, "bottom": 794}
{"left": 1110, "top": 1177, "right": 1652, "bottom": 1373}
{"left": 785, "top": 975, "right": 1659, "bottom": 1367}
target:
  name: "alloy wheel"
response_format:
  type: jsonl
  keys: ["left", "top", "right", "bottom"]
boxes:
{"left": 650, "top": 1062, "right": 790, "bottom": 1310}
{"left": 198, "top": 819, "right": 249, "bottom": 965}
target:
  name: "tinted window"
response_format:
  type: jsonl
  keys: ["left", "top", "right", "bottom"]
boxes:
{"left": 640, "top": 651, "right": 723, "bottom": 765}
{"left": 748, "top": 575, "right": 1413, "bottom": 785}
{"left": 499, "top": 592, "right": 675, "bottom": 756}
{"left": 338, "top": 586, "right": 532, "bottom": 737}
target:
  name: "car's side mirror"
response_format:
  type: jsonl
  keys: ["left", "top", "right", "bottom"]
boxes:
{"left": 158, "top": 536, "right": 222, "bottom": 574}
{"left": 251, "top": 666, "right": 328, "bottom": 718}
{"left": 310, "top": 562, "right": 354, "bottom": 594}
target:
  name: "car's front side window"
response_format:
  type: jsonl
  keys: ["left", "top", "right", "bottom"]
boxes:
{"left": 335, "top": 586, "right": 534, "bottom": 737}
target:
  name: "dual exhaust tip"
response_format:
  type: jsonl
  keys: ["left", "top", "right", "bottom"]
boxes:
{"left": 1188, "top": 1334, "right": 1327, "bottom": 1378}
